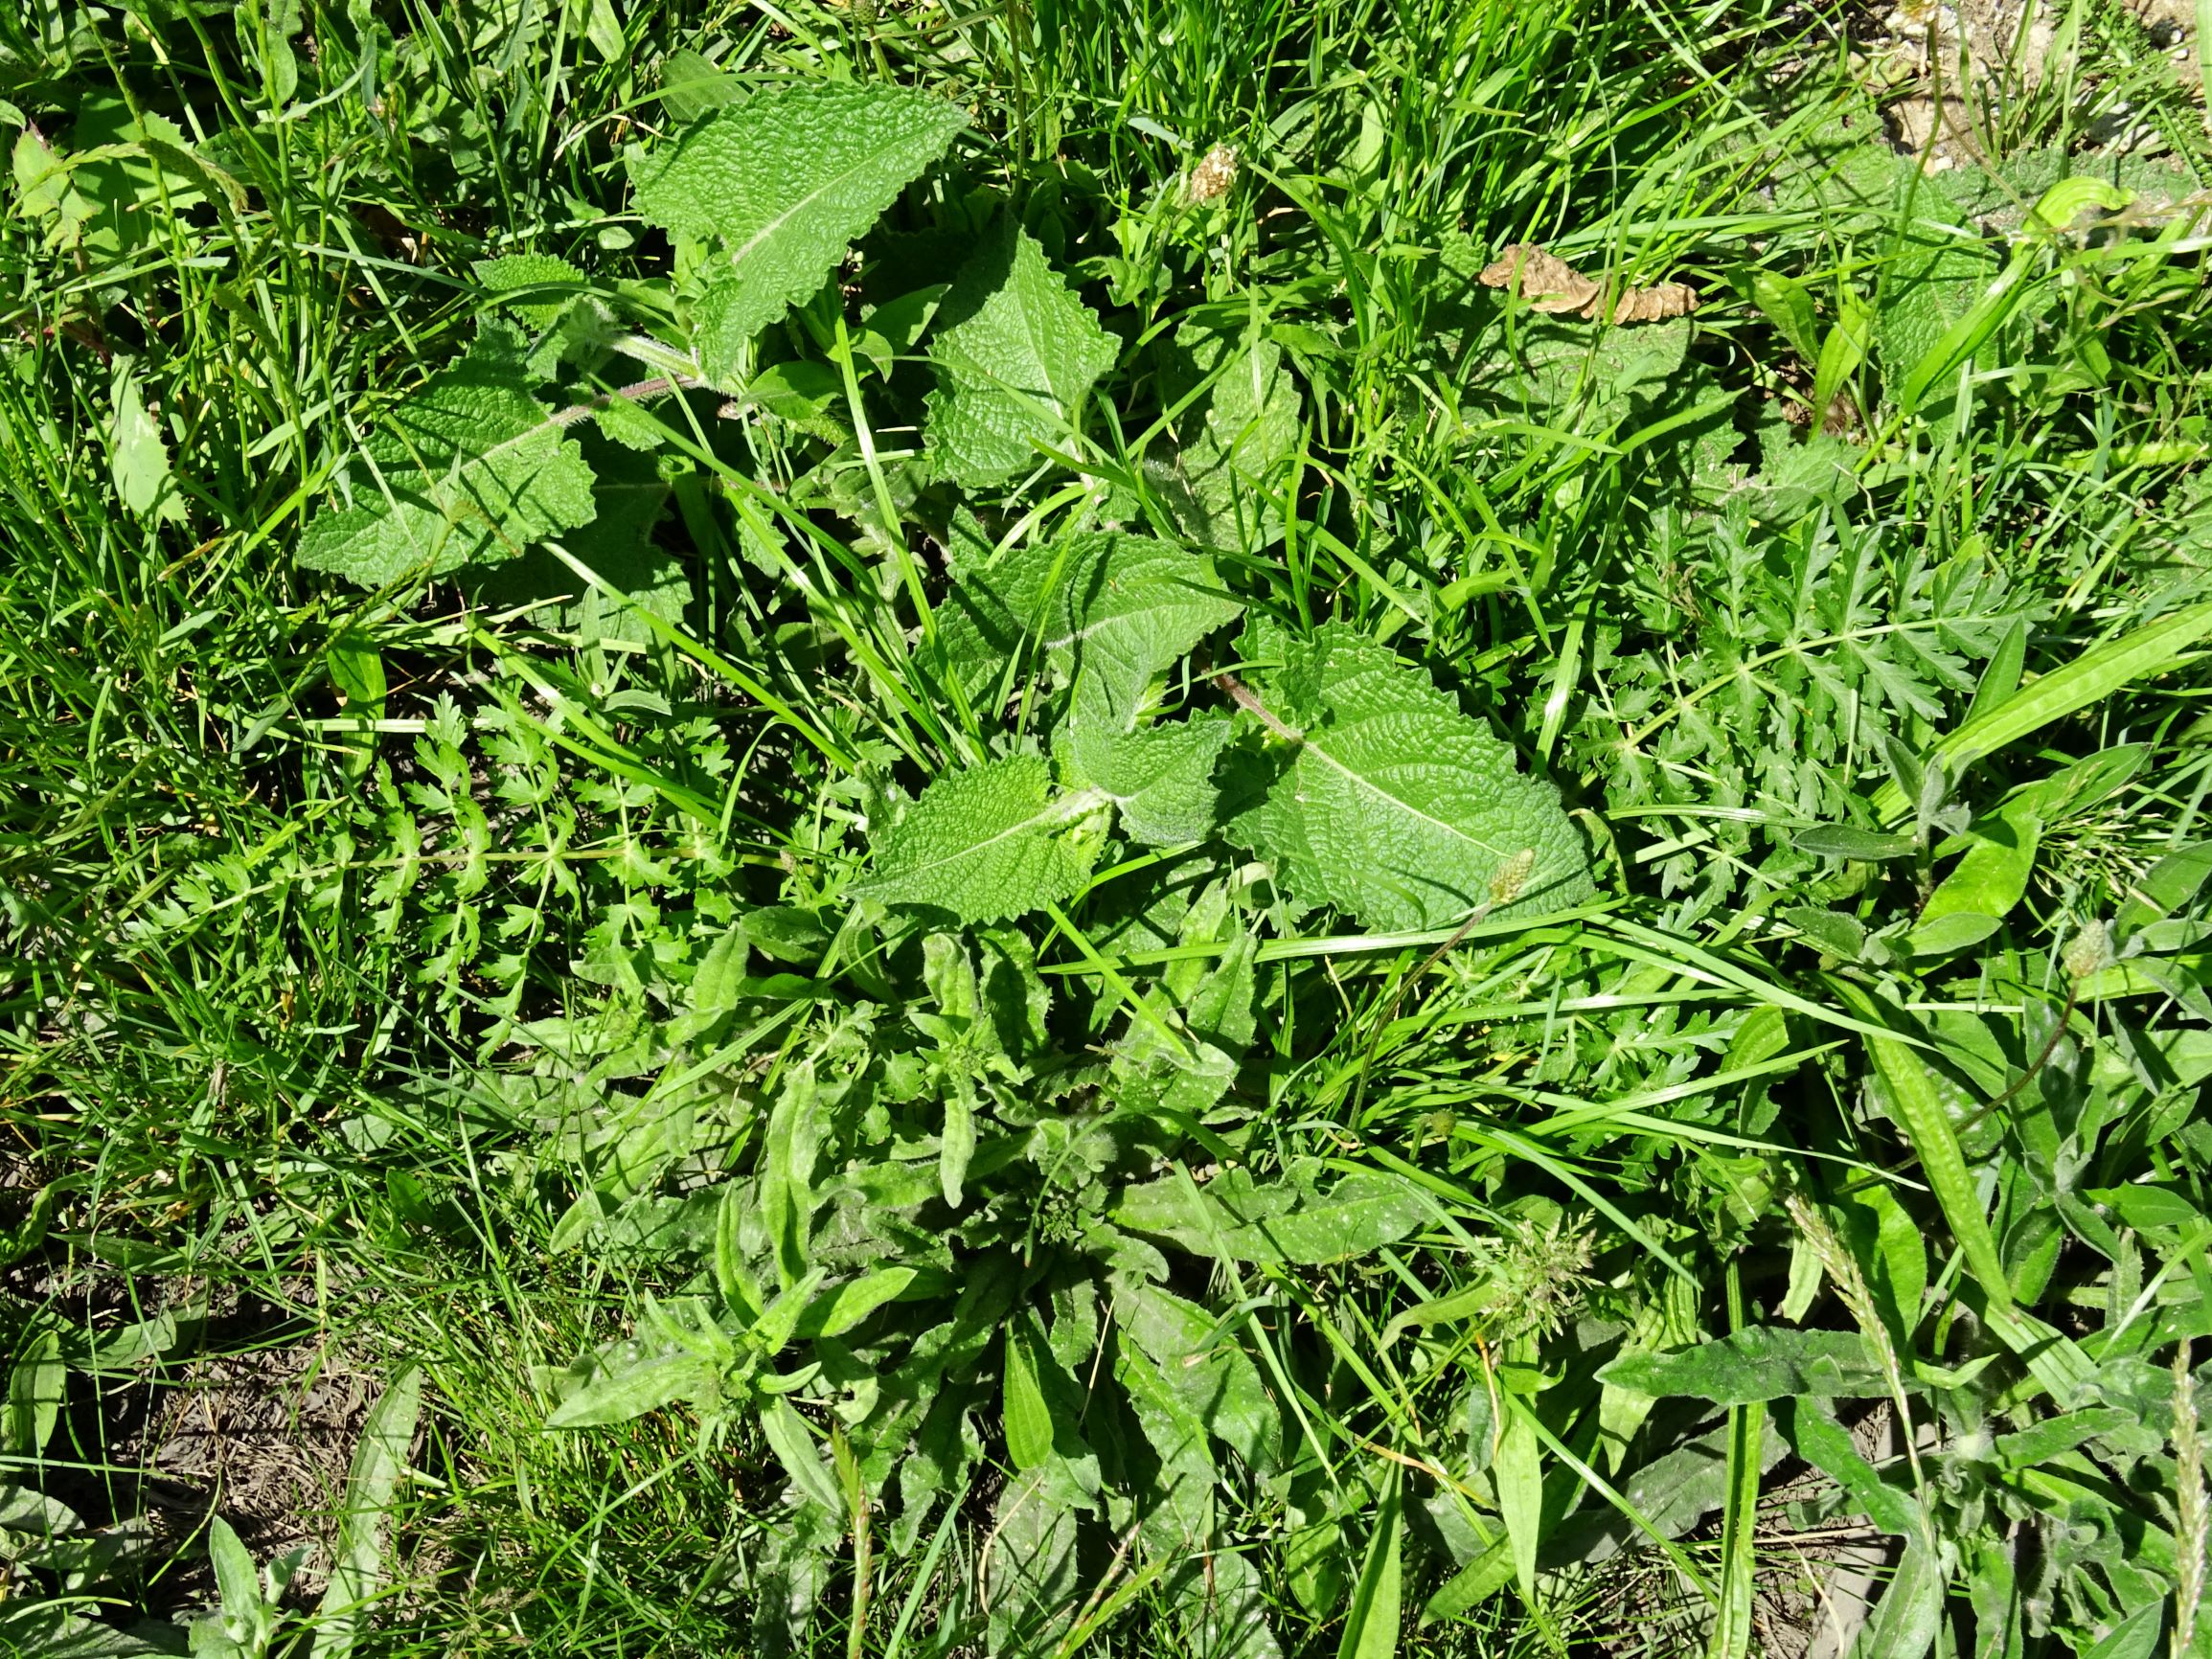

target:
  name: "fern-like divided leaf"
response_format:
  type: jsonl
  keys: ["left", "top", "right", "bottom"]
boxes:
{"left": 297, "top": 319, "right": 597, "bottom": 587}
{"left": 1229, "top": 624, "right": 1592, "bottom": 929}
{"left": 628, "top": 81, "right": 968, "bottom": 381}
{"left": 855, "top": 757, "right": 1107, "bottom": 924}
{"left": 924, "top": 219, "right": 1117, "bottom": 488}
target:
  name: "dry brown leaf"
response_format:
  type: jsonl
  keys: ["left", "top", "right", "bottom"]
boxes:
{"left": 1477, "top": 243, "right": 1599, "bottom": 314}
{"left": 1477, "top": 241, "right": 1699, "bottom": 326}
{"left": 1605, "top": 282, "right": 1699, "bottom": 325}
{"left": 1184, "top": 143, "right": 1240, "bottom": 206}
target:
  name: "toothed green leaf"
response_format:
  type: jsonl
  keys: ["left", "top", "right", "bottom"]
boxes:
{"left": 297, "top": 320, "right": 598, "bottom": 587}
{"left": 470, "top": 438, "right": 683, "bottom": 644}
{"left": 1062, "top": 716, "right": 1234, "bottom": 847}
{"left": 925, "top": 221, "right": 1117, "bottom": 488}
{"left": 628, "top": 82, "right": 968, "bottom": 377}
{"left": 1227, "top": 625, "right": 1592, "bottom": 929}
{"left": 940, "top": 532, "right": 1243, "bottom": 716}
{"left": 856, "top": 756, "right": 1106, "bottom": 924}
{"left": 474, "top": 252, "right": 590, "bottom": 328}
{"left": 1146, "top": 322, "right": 1303, "bottom": 552}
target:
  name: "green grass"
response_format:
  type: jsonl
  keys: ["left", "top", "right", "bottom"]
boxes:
{"left": 6, "top": 1, "right": 2212, "bottom": 1655}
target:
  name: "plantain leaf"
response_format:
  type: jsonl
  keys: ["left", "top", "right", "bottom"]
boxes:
{"left": 1596, "top": 1327, "right": 1885, "bottom": 1405}
{"left": 1114, "top": 1164, "right": 1428, "bottom": 1264}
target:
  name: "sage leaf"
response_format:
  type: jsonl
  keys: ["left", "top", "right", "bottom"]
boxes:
{"left": 628, "top": 81, "right": 968, "bottom": 377}
{"left": 297, "top": 320, "right": 598, "bottom": 586}
{"left": 925, "top": 220, "right": 1117, "bottom": 488}
{"left": 1228, "top": 624, "right": 1592, "bottom": 928}
{"left": 855, "top": 756, "right": 1106, "bottom": 924}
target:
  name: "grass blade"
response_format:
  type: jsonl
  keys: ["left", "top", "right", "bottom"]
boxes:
{"left": 1872, "top": 602, "right": 2212, "bottom": 821}
{"left": 1336, "top": 1463, "right": 1402, "bottom": 1659}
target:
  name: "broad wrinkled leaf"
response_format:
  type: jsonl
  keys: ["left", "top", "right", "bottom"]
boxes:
{"left": 1148, "top": 322, "right": 1304, "bottom": 551}
{"left": 474, "top": 252, "right": 589, "bottom": 329}
{"left": 1228, "top": 625, "right": 1592, "bottom": 928}
{"left": 925, "top": 220, "right": 1117, "bottom": 488}
{"left": 474, "top": 437, "right": 684, "bottom": 643}
{"left": 657, "top": 49, "right": 743, "bottom": 122}
{"left": 855, "top": 756, "right": 1107, "bottom": 924}
{"left": 1476, "top": 315, "right": 1696, "bottom": 438}
{"left": 297, "top": 320, "right": 598, "bottom": 585}
{"left": 1597, "top": 1328, "right": 1885, "bottom": 1405}
{"left": 9, "top": 95, "right": 223, "bottom": 262}
{"left": 1878, "top": 219, "right": 1996, "bottom": 435}
{"left": 1114, "top": 1165, "right": 1428, "bottom": 1264}
{"left": 628, "top": 82, "right": 967, "bottom": 377}
{"left": 1067, "top": 716, "right": 1235, "bottom": 846}
{"left": 943, "top": 530, "right": 1243, "bottom": 715}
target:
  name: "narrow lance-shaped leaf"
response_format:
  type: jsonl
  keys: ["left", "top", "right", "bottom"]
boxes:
{"left": 316, "top": 1365, "right": 422, "bottom": 1659}
{"left": 1595, "top": 1327, "right": 1886, "bottom": 1404}
{"left": 1870, "top": 601, "right": 2212, "bottom": 822}
{"left": 1113, "top": 1165, "right": 1428, "bottom": 1265}
{"left": 628, "top": 82, "right": 968, "bottom": 379}
{"left": 1227, "top": 624, "right": 1593, "bottom": 929}
{"left": 108, "top": 354, "right": 185, "bottom": 525}
{"left": 1336, "top": 1464, "right": 1402, "bottom": 1659}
